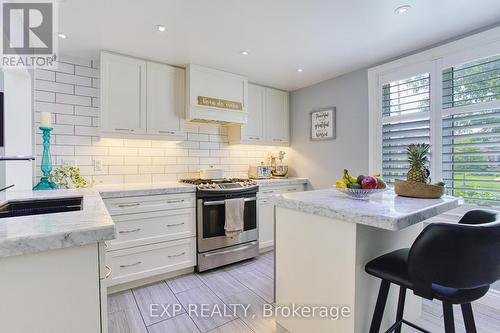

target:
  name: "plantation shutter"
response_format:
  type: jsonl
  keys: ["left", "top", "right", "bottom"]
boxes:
{"left": 442, "top": 54, "right": 500, "bottom": 206}
{"left": 381, "top": 73, "right": 431, "bottom": 185}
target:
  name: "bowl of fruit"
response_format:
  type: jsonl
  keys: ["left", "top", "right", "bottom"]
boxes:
{"left": 335, "top": 169, "right": 387, "bottom": 200}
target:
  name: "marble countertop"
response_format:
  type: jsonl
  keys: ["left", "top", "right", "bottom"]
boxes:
{"left": 253, "top": 177, "right": 309, "bottom": 187}
{"left": 96, "top": 182, "right": 196, "bottom": 199}
{"left": 0, "top": 189, "right": 115, "bottom": 258}
{"left": 271, "top": 188, "right": 461, "bottom": 231}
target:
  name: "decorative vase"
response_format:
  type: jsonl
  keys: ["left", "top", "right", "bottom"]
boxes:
{"left": 33, "top": 127, "right": 58, "bottom": 190}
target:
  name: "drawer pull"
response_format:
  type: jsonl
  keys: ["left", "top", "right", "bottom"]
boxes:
{"left": 158, "top": 130, "right": 176, "bottom": 134}
{"left": 119, "top": 228, "right": 141, "bottom": 234}
{"left": 120, "top": 261, "right": 142, "bottom": 268}
{"left": 168, "top": 252, "right": 186, "bottom": 258}
{"left": 167, "top": 199, "right": 185, "bottom": 204}
{"left": 166, "top": 222, "right": 185, "bottom": 227}
{"left": 115, "top": 128, "right": 135, "bottom": 132}
{"left": 117, "top": 202, "right": 141, "bottom": 208}
{"left": 105, "top": 265, "right": 112, "bottom": 279}
{"left": 248, "top": 136, "right": 260, "bottom": 140}
{"left": 262, "top": 190, "right": 274, "bottom": 194}
{"left": 272, "top": 138, "right": 283, "bottom": 142}
{"left": 287, "top": 188, "right": 297, "bottom": 192}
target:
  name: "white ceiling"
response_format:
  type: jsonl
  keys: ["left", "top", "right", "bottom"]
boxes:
{"left": 58, "top": 0, "right": 500, "bottom": 91}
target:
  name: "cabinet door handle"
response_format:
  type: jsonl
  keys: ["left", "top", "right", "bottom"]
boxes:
{"left": 105, "top": 265, "right": 112, "bottom": 279}
{"left": 115, "top": 128, "right": 135, "bottom": 132}
{"left": 248, "top": 136, "right": 260, "bottom": 140}
{"left": 120, "top": 261, "right": 142, "bottom": 268}
{"left": 117, "top": 202, "right": 141, "bottom": 208}
{"left": 166, "top": 222, "right": 185, "bottom": 227}
{"left": 159, "top": 130, "right": 176, "bottom": 134}
{"left": 168, "top": 252, "right": 186, "bottom": 258}
{"left": 272, "top": 139, "right": 283, "bottom": 142}
{"left": 287, "top": 188, "right": 297, "bottom": 192}
{"left": 119, "top": 228, "right": 141, "bottom": 234}
{"left": 167, "top": 199, "right": 185, "bottom": 204}
{"left": 262, "top": 190, "right": 274, "bottom": 194}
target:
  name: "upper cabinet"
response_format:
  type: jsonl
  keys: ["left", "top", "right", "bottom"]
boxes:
{"left": 228, "top": 83, "right": 289, "bottom": 146}
{"left": 100, "top": 52, "right": 147, "bottom": 135}
{"left": 265, "top": 87, "right": 289, "bottom": 144}
{"left": 100, "top": 52, "right": 186, "bottom": 140}
{"left": 146, "top": 62, "right": 184, "bottom": 136}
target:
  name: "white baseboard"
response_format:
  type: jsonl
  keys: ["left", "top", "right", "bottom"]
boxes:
{"left": 480, "top": 289, "right": 500, "bottom": 311}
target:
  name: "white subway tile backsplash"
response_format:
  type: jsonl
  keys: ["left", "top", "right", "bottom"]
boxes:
{"left": 36, "top": 69, "right": 55, "bottom": 81}
{"left": 75, "top": 85, "right": 98, "bottom": 97}
{"left": 36, "top": 79, "right": 74, "bottom": 94}
{"left": 74, "top": 106, "right": 99, "bottom": 117}
{"left": 57, "top": 114, "right": 92, "bottom": 126}
{"left": 75, "top": 65, "right": 99, "bottom": 78}
{"left": 56, "top": 72, "right": 92, "bottom": 87}
{"left": 33, "top": 55, "right": 285, "bottom": 185}
{"left": 35, "top": 101, "right": 74, "bottom": 114}
{"left": 75, "top": 125, "right": 99, "bottom": 136}
{"left": 35, "top": 90, "right": 55, "bottom": 102}
{"left": 56, "top": 93, "right": 92, "bottom": 106}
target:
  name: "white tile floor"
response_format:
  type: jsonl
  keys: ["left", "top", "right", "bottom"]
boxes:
{"left": 108, "top": 251, "right": 500, "bottom": 333}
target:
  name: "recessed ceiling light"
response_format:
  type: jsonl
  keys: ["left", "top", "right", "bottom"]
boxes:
{"left": 240, "top": 50, "right": 249, "bottom": 56}
{"left": 394, "top": 5, "right": 411, "bottom": 14}
{"left": 155, "top": 24, "right": 166, "bottom": 32}
{"left": 296, "top": 68, "right": 304, "bottom": 73}
{"left": 57, "top": 33, "right": 67, "bottom": 39}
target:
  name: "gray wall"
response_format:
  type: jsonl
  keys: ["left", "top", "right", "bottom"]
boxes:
{"left": 289, "top": 69, "right": 369, "bottom": 189}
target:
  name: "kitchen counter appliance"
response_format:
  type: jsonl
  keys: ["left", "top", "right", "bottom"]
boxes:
{"left": 180, "top": 178, "right": 259, "bottom": 271}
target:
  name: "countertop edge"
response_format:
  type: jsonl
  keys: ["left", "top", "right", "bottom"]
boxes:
{"left": 272, "top": 194, "right": 461, "bottom": 231}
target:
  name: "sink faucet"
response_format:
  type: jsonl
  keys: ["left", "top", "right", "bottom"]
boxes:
{"left": 0, "top": 155, "right": 35, "bottom": 161}
{"left": 0, "top": 184, "right": 14, "bottom": 192}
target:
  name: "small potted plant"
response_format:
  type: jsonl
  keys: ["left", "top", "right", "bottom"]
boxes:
{"left": 49, "top": 166, "right": 94, "bottom": 189}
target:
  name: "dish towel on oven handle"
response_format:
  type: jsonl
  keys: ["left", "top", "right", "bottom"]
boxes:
{"left": 224, "top": 197, "right": 245, "bottom": 237}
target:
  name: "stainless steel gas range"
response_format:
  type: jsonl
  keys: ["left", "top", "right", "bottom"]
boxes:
{"left": 180, "top": 178, "right": 259, "bottom": 272}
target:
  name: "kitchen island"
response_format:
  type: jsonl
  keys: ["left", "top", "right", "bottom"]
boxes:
{"left": 271, "top": 189, "right": 460, "bottom": 333}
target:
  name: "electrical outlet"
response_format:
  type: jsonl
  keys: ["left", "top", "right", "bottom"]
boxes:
{"left": 94, "top": 159, "right": 103, "bottom": 172}
{"left": 61, "top": 158, "right": 76, "bottom": 167}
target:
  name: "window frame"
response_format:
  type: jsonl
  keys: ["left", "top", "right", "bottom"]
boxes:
{"left": 368, "top": 27, "right": 500, "bottom": 204}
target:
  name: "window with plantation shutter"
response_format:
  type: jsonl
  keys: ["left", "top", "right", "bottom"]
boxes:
{"left": 381, "top": 73, "right": 431, "bottom": 185}
{"left": 442, "top": 54, "right": 500, "bottom": 206}
{"left": 442, "top": 110, "right": 500, "bottom": 206}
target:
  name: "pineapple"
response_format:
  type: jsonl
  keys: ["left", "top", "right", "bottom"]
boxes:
{"left": 406, "top": 143, "right": 431, "bottom": 183}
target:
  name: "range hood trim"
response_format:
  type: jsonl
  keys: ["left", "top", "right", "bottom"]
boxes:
{"left": 186, "top": 64, "right": 249, "bottom": 124}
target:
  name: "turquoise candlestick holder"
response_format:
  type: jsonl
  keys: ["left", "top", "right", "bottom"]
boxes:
{"left": 33, "top": 127, "right": 58, "bottom": 190}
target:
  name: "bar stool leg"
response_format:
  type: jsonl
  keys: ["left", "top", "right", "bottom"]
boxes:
{"left": 369, "top": 280, "right": 391, "bottom": 333}
{"left": 395, "top": 287, "right": 406, "bottom": 333}
{"left": 442, "top": 302, "right": 455, "bottom": 333}
{"left": 461, "top": 303, "right": 477, "bottom": 333}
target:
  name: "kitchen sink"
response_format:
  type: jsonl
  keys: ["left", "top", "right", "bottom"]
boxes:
{"left": 0, "top": 196, "right": 83, "bottom": 218}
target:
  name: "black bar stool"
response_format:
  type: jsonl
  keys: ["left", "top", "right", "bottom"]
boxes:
{"left": 365, "top": 209, "right": 500, "bottom": 333}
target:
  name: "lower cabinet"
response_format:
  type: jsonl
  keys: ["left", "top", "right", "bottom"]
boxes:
{"left": 103, "top": 192, "right": 197, "bottom": 290}
{"left": 258, "top": 183, "right": 307, "bottom": 250}
{"left": 0, "top": 243, "right": 107, "bottom": 333}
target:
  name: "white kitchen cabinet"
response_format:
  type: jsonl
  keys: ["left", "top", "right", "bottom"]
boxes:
{"left": 228, "top": 84, "right": 289, "bottom": 146}
{"left": 100, "top": 52, "right": 147, "bottom": 135}
{"left": 100, "top": 52, "right": 185, "bottom": 140}
{"left": 257, "top": 183, "right": 306, "bottom": 251}
{"left": 146, "top": 62, "right": 186, "bottom": 140}
{"left": 0, "top": 243, "right": 107, "bottom": 333}
{"left": 265, "top": 87, "right": 289, "bottom": 144}
{"left": 103, "top": 192, "right": 196, "bottom": 292}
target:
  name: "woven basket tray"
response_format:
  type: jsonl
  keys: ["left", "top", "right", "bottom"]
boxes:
{"left": 394, "top": 180, "right": 445, "bottom": 199}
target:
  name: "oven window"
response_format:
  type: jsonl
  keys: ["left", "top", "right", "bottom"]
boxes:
{"left": 202, "top": 199, "right": 257, "bottom": 238}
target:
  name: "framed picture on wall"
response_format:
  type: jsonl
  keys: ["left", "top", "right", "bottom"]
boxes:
{"left": 310, "top": 107, "right": 336, "bottom": 140}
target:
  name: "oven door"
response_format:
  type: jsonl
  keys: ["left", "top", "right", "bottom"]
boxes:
{"left": 197, "top": 194, "right": 258, "bottom": 253}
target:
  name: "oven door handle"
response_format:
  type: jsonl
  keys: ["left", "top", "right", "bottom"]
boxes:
{"left": 201, "top": 241, "right": 258, "bottom": 257}
{"left": 203, "top": 197, "right": 257, "bottom": 206}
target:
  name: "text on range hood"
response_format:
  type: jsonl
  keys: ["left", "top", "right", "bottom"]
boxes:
{"left": 186, "top": 64, "right": 248, "bottom": 124}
